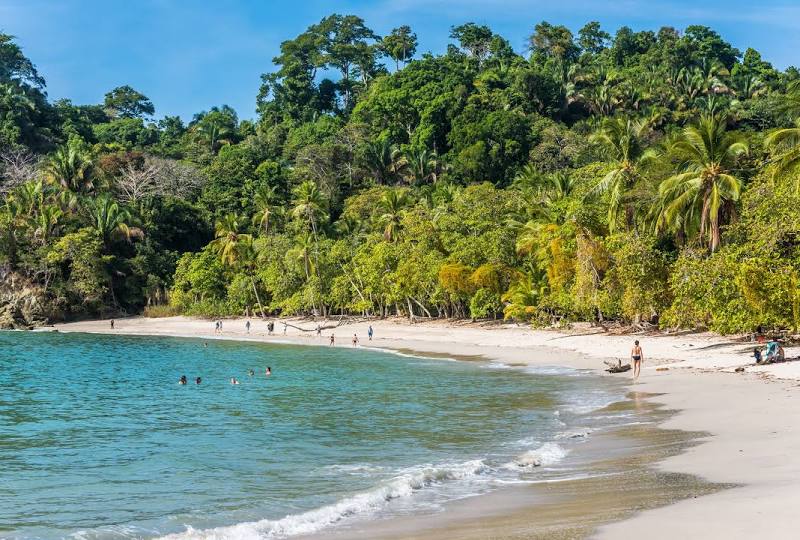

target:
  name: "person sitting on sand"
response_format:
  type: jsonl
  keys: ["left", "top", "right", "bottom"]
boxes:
{"left": 753, "top": 347, "right": 763, "bottom": 364}
{"left": 766, "top": 338, "right": 780, "bottom": 363}
{"left": 631, "top": 340, "right": 643, "bottom": 380}
{"left": 179, "top": 375, "right": 187, "bottom": 385}
{"left": 231, "top": 377, "right": 239, "bottom": 385}
{"left": 195, "top": 377, "right": 202, "bottom": 384}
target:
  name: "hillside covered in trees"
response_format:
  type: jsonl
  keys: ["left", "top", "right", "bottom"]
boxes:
{"left": 2, "top": 17, "right": 800, "bottom": 333}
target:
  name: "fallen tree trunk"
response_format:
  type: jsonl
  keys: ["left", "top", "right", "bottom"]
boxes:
{"left": 604, "top": 359, "right": 631, "bottom": 373}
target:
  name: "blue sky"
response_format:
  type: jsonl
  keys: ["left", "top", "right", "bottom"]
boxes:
{"left": 2, "top": 0, "right": 798, "bottom": 121}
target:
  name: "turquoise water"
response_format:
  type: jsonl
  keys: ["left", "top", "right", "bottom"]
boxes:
{"left": 0, "top": 332, "right": 629, "bottom": 540}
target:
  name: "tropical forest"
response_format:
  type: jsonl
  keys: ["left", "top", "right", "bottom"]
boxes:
{"left": 1, "top": 17, "right": 800, "bottom": 333}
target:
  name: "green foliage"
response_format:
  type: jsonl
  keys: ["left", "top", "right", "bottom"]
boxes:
{"left": 4, "top": 20, "right": 800, "bottom": 333}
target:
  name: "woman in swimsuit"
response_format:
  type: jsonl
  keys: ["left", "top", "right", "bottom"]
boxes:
{"left": 631, "top": 340, "right": 643, "bottom": 380}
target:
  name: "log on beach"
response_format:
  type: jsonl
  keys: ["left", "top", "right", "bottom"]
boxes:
{"left": 604, "top": 359, "right": 632, "bottom": 373}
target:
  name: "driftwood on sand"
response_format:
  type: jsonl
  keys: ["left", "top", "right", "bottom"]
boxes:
{"left": 604, "top": 359, "right": 632, "bottom": 373}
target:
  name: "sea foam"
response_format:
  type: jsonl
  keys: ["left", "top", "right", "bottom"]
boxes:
{"left": 156, "top": 460, "right": 489, "bottom": 540}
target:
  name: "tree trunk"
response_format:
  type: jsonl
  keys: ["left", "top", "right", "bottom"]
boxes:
{"left": 251, "top": 276, "right": 266, "bottom": 318}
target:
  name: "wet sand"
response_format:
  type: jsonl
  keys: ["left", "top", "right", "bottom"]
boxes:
{"left": 299, "top": 392, "right": 729, "bottom": 540}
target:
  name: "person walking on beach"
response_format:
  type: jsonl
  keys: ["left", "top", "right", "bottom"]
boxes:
{"left": 352, "top": 334, "right": 359, "bottom": 347}
{"left": 283, "top": 322, "right": 288, "bottom": 335}
{"left": 214, "top": 321, "right": 220, "bottom": 334}
{"left": 330, "top": 334, "right": 335, "bottom": 346}
{"left": 316, "top": 324, "right": 321, "bottom": 337}
{"left": 368, "top": 325, "right": 373, "bottom": 341}
{"left": 246, "top": 320, "right": 251, "bottom": 334}
{"left": 631, "top": 340, "right": 643, "bottom": 380}
{"left": 110, "top": 319, "right": 115, "bottom": 330}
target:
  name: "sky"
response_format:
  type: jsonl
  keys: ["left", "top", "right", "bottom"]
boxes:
{"left": 2, "top": 0, "right": 798, "bottom": 121}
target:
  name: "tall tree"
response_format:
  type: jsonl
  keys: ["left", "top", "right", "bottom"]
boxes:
{"left": 103, "top": 85, "right": 154, "bottom": 118}
{"left": 381, "top": 25, "right": 418, "bottom": 70}
{"left": 657, "top": 114, "right": 748, "bottom": 251}
{"left": 589, "top": 116, "right": 655, "bottom": 231}
{"left": 449, "top": 23, "right": 494, "bottom": 64}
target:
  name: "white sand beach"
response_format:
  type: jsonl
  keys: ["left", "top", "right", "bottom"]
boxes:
{"left": 51, "top": 316, "right": 800, "bottom": 538}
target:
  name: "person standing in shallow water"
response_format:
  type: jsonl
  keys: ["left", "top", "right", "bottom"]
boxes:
{"left": 631, "top": 340, "right": 643, "bottom": 380}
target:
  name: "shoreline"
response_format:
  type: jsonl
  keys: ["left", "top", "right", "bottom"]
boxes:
{"left": 48, "top": 316, "right": 800, "bottom": 538}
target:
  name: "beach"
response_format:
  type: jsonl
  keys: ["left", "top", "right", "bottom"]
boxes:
{"left": 51, "top": 316, "right": 800, "bottom": 538}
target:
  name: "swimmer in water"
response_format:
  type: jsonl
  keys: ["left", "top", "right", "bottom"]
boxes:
{"left": 231, "top": 377, "right": 239, "bottom": 385}
{"left": 195, "top": 377, "right": 202, "bottom": 384}
{"left": 249, "top": 369, "right": 255, "bottom": 376}
{"left": 265, "top": 367, "right": 272, "bottom": 376}
{"left": 179, "top": 375, "right": 187, "bottom": 385}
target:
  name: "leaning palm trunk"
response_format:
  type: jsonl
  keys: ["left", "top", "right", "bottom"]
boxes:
{"left": 250, "top": 276, "right": 266, "bottom": 318}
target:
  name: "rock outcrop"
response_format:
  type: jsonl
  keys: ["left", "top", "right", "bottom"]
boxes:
{"left": 0, "top": 268, "right": 59, "bottom": 329}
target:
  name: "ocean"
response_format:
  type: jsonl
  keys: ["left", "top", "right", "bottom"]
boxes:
{"left": 0, "top": 331, "right": 633, "bottom": 540}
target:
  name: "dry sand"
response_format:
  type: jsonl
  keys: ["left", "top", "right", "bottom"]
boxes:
{"left": 51, "top": 316, "right": 800, "bottom": 538}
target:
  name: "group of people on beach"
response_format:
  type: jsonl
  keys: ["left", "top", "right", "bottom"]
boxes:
{"left": 180, "top": 367, "right": 271, "bottom": 386}
{"left": 753, "top": 336, "right": 786, "bottom": 364}
{"left": 326, "top": 326, "right": 374, "bottom": 347}
{"left": 209, "top": 319, "right": 376, "bottom": 343}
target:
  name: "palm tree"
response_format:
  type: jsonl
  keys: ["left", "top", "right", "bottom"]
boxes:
{"left": 30, "top": 204, "right": 62, "bottom": 245}
{"left": 84, "top": 195, "right": 137, "bottom": 246}
{"left": 291, "top": 180, "right": 328, "bottom": 314}
{"left": 501, "top": 275, "right": 541, "bottom": 321}
{"left": 210, "top": 214, "right": 252, "bottom": 266}
{"left": 291, "top": 231, "right": 316, "bottom": 280}
{"left": 378, "top": 189, "right": 411, "bottom": 242}
{"left": 363, "top": 138, "right": 401, "bottom": 185}
{"left": 731, "top": 74, "right": 766, "bottom": 100}
{"left": 291, "top": 180, "right": 327, "bottom": 235}
{"left": 657, "top": 114, "right": 748, "bottom": 251}
{"left": 400, "top": 147, "right": 440, "bottom": 185}
{"left": 251, "top": 185, "right": 283, "bottom": 236}
{"left": 765, "top": 118, "right": 800, "bottom": 191}
{"left": 589, "top": 116, "right": 656, "bottom": 231}
{"left": 210, "top": 214, "right": 265, "bottom": 317}
{"left": 45, "top": 142, "right": 93, "bottom": 192}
